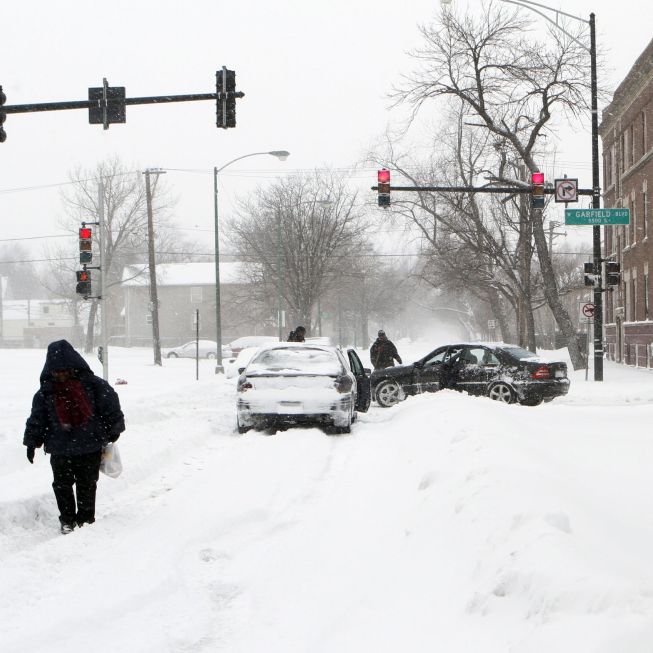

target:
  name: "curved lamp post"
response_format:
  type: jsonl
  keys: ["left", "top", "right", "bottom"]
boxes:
{"left": 441, "top": 0, "right": 601, "bottom": 380}
{"left": 214, "top": 150, "right": 290, "bottom": 372}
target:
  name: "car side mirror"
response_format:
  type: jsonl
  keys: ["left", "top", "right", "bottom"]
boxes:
{"left": 237, "top": 367, "right": 246, "bottom": 375}
{"left": 363, "top": 368, "right": 371, "bottom": 375}
{"left": 414, "top": 360, "right": 424, "bottom": 369}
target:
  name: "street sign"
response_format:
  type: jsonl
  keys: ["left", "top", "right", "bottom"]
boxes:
{"left": 554, "top": 178, "right": 578, "bottom": 203}
{"left": 565, "top": 208, "right": 630, "bottom": 226}
{"left": 581, "top": 302, "right": 595, "bottom": 319}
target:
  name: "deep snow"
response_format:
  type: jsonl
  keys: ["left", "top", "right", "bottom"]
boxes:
{"left": 1, "top": 344, "right": 653, "bottom": 652}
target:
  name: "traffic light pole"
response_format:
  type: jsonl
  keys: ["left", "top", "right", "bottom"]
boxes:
{"left": 98, "top": 181, "right": 109, "bottom": 382}
{"left": 590, "top": 13, "right": 603, "bottom": 382}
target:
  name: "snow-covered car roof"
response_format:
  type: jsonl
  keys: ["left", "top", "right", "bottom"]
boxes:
{"left": 244, "top": 343, "right": 343, "bottom": 376}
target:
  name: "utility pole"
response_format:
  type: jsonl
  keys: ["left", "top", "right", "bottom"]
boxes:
{"left": 277, "top": 208, "right": 284, "bottom": 341}
{"left": 98, "top": 180, "right": 109, "bottom": 381}
{"left": 143, "top": 168, "right": 166, "bottom": 366}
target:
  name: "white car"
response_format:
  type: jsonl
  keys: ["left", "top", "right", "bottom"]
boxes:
{"left": 236, "top": 343, "right": 371, "bottom": 434}
{"left": 228, "top": 336, "right": 278, "bottom": 355}
{"left": 223, "top": 347, "right": 261, "bottom": 379}
{"left": 163, "top": 340, "right": 231, "bottom": 360}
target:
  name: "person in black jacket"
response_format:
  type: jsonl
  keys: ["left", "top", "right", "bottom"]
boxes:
{"left": 287, "top": 326, "right": 306, "bottom": 342}
{"left": 370, "top": 330, "right": 402, "bottom": 370}
{"left": 23, "top": 340, "right": 125, "bottom": 534}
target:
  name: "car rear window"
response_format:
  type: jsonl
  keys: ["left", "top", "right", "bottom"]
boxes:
{"left": 503, "top": 346, "right": 539, "bottom": 360}
{"left": 247, "top": 347, "right": 342, "bottom": 375}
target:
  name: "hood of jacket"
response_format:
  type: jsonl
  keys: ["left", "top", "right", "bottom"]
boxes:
{"left": 40, "top": 340, "right": 92, "bottom": 383}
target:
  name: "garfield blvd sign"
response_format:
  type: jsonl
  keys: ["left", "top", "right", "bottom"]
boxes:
{"left": 565, "top": 208, "right": 630, "bottom": 226}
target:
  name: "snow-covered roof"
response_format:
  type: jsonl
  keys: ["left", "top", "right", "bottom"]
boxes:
{"left": 121, "top": 262, "right": 248, "bottom": 287}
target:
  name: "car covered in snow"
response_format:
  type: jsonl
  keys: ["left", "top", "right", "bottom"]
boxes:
{"left": 228, "top": 336, "right": 279, "bottom": 355}
{"left": 223, "top": 346, "right": 261, "bottom": 379}
{"left": 236, "top": 343, "right": 371, "bottom": 434}
{"left": 163, "top": 339, "right": 231, "bottom": 360}
{"left": 371, "top": 342, "right": 570, "bottom": 407}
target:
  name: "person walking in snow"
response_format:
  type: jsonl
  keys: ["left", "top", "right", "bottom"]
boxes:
{"left": 23, "top": 340, "right": 125, "bottom": 534}
{"left": 287, "top": 326, "right": 306, "bottom": 342}
{"left": 370, "top": 330, "right": 402, "bottom": 370}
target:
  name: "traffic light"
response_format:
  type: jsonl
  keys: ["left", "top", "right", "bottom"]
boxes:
{"left": 531, "top": 171, "right": 545, "bottom": 209}
{"left": 606, "top": 260, "right": 621, "bottom": 286}
{"left": 0, "top": 85, "right": 7, "bottom": 144}
{"left": 76, "top": 269, "right": 91, "bottom": 296}
{"left": 79, "top": 226, "right": 92, "bottom": 264}
{"left": 378, "top": 169, "right": 391, "bottom": 207}
{"left": 583, "top": 262, "right": 595, "bottom": 286}
{"left": 216, "top": 68, "right": 236, "bottom": 129}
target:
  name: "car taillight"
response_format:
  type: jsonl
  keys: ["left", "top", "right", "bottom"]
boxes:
{"left": 531, "top": 365, "right": 551, "bottom": 380}
{"left": 237, "top": 379, "right": 253, "bottom": 392}
{"left": 334, "top": 375, "right": 353, "bottom": 394}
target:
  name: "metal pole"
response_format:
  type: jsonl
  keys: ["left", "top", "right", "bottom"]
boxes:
{"left": 213, "top": 167, "right": 223, "bottom": 373}
{"left": 196, "top": 309, "right": 200, "bottom": 381}
{"left": 98, "top": 180, "right": 109, "bottom": 381}
{"left": 277, "top": 209, "right": 283, "bottom": 341}
{"left": 590, "top": 13, "right": 603, "bottom": 381}
{"left": 144, "top": 170, "right": 162, "bottom": 366}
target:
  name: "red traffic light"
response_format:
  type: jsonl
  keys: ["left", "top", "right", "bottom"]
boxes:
{"left": 79, "top": 227, "right": 92, "bottom": 239}
{"left": 531, "top": 171, "right": 544, "bottom": 185}
{"left": 77, "top": 270, "right": 90, "bottom": 282}
{"left": 378, "top": 169, "right": 390, "bottom": 184}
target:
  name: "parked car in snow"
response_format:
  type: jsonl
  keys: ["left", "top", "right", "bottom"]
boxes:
{"left": 223, "top": 347, "right": 261, "bottom": 379}
{"left": 163, "top": 340, "right": 231, "bottom": 360}
{"left": 236, "top": 343, "right": 371, "bottom": 434}
{"left": 228, "top": 336, "right": 278, "bottom": 355}
{"left": 371, "top": 342, "right": 570, "bottom": 408}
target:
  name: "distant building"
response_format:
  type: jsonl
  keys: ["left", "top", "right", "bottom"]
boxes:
{"left": 600, "top": 38, "right": 653, "bottom": 366}
{"left": 121, "top": 261, "right": 274, "bottom": 347}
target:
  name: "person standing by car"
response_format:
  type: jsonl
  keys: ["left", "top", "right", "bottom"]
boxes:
{"left": 287, "top": 326, "right": 306, "bottom": 342}
{"left": 370, "top": 330, "right": 402, "bottom": 370}
{"left": 23, "top": 340, "right": 125, "bottom": 534}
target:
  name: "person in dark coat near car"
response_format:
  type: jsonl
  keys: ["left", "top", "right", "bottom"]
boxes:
{"left": 370, "top": 330, "right": 402, "bottom": 370}
{"left": 23, "top": 340, "right": 125, "bottom": 534}
{"left": 288, "top": 326, "right": 306, "bottom": 342}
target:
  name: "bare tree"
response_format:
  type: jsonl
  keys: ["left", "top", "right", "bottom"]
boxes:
{"left": 395, "top": 2, "right": 595, "bottom": 368}
{"left": 227, "top": 172, "right": 368, "bottom": 331}
{"left": 48, "top": 157, "right": 185, "bottom": 351}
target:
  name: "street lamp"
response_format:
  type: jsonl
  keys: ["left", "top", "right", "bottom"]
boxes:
{"left": 214, "top": 150, "right": 290, "bottom": 373}
{"left": 441, "top": 0, "right": 602, "bottom": 380}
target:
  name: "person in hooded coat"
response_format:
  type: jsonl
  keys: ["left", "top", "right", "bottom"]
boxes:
{"left": 370, "top": 330, "right": 402, "bottom": 370}
{"left": 23, "top": 340, "right": 125, "bottom": 534}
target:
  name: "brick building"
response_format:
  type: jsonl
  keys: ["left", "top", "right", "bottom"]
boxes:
{"left": 600, "top": 38, "right": 653, "bottom": 366}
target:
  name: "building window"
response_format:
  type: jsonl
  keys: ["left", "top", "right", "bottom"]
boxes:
{"left": 644, "top": 274, "right": 649, "bottom": 319}
{"left": 632, "top": 196, "right": 638, "bottom": 244}
{"left": 632, "top": 278, "right": 637, "bottom": 322}
{"left": 644, "top": 188, "right": 649, "bottom": 240}
{"left": 146, "top": 314, "right": 153, "bottom": 325}
{"left": 630, "top": 123, "right": 635, "bottom": 165}
{"left": 642, "top": 110, "right": 647, "bottom": 156}
{"left": 42, "top": 306, "right": 49, "bottom": 314}
{"left": 190, "top": 287, "right": 203, "bottom": 303}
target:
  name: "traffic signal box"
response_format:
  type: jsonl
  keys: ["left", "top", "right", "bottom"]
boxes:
{"left": 531, "top": 171, "right": 545, "bottom": 209}
{"left": 583, "top": 262, "right": 595, "bottom": 286}
{"left": 0, "top": 86, "right": 6, "bottom": 143}
{"left": 76, "top": 225, "right": 92, "bottom": 296}
{"left": 606, "top": 261, "right": 621, "bottom": 286}
{"left": 378, "top": 169, "right": 391, "bottom": 207}
{"left": 216, "top": 69, "right": 237, "bottom": 129}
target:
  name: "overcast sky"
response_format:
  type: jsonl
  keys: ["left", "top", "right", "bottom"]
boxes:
{"left": 1, "top": 0, "right": 651, "bottom": 260}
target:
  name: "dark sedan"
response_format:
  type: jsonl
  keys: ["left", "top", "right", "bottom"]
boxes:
{"left": 371, "top": 343, "right": 570, "bottom": 407}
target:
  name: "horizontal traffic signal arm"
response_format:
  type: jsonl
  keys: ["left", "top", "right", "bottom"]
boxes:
{"left": 1, "top": 91, "right": 243, "bottom": 115}
{"left": 370, "top": 184, "right": 594, "bottom": 195}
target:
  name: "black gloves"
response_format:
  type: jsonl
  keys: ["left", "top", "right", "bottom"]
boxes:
{"left": 26, "top": 446, "right": 35, "bottom": 464}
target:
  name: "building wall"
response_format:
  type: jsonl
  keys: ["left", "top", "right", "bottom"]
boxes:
{"left": 600, "top": 39, "right": 653, "bottom": 366}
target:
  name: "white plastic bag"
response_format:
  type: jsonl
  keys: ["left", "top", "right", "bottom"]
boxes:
{"left": 100, "top": 443, "right": 123, "bottom": 478}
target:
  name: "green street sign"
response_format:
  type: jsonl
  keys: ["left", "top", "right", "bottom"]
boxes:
{"left": 565, "top": 208, "right": 630, "bottom": 226}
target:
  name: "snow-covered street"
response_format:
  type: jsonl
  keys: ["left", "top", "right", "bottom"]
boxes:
{"left": 2, "top": 345, "right": 653, "bottom": 652}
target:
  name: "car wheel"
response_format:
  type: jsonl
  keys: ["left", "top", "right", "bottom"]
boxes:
{"left": 206, "top": 352, "right": 216, "bottom": 360}
{"left": 374, "top": 380, "right": 405, "bottom": 407}
{"left": 520, "top": 397, "right": 544, "bottom": 406}
{"left": 167, "top": 352, "right": 178, "bottom": 358}
{"left": 487, "top": 382, "right": 515, "bottom": 404}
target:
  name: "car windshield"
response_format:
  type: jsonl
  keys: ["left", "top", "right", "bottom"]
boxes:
{"left": 503, "top": 346, "right": 538, "bottom": 360}
{"left": 247, "top": 347, "right": 342, "bottom": 375}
